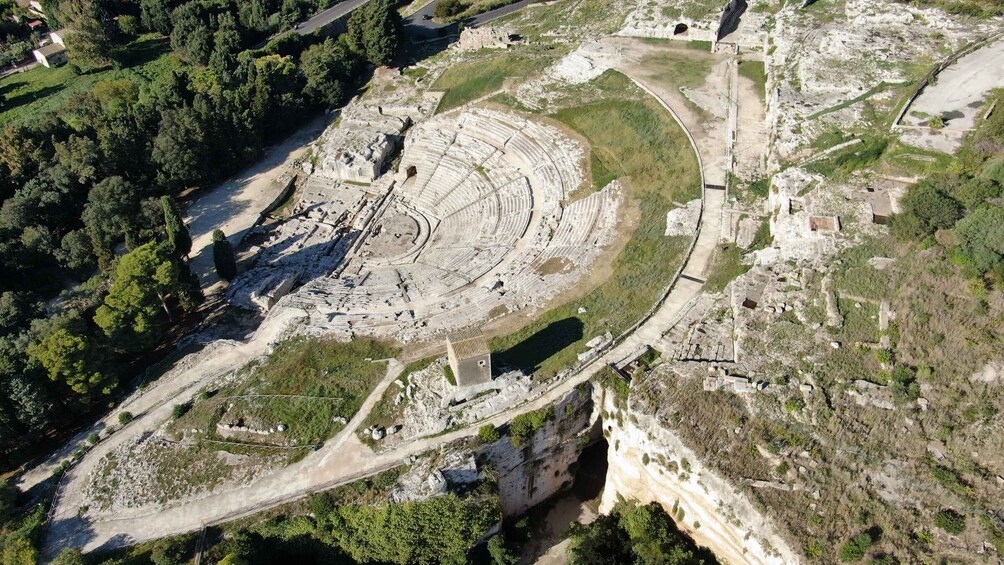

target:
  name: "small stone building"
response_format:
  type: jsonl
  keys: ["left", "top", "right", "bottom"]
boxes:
{"left": 33, "top": 43, "right": 68, "bottom": 68}
{"left": 446, "top": 327, "right": 492, "bottom": 388}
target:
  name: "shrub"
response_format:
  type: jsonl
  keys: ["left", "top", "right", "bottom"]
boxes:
{"left": 86, "top": 433, "right": 100, "bottom": 445}
{"left": 875, "top": 349, "right": 894, "bottom": 364}
{"left": 172, "top": 403, "right": 190, "bottom": 419}
{"left": 935, "top": 509, "right": 966, "bottom": 534}
{"left": 509, "top": 407, "right": 553, "bottom": 447}
{"left": 434, "top": 0, "right": 466, "bottom": 18}
{"left": 487, "top": 534, "right": 518, "bottom": 565}
{"left": 890, "top": 179, "right": 963, "bottom": 239}
{"left": 914, "top": 529, "right": 934, "bottom": 544}
{"left": 478, "top": 424, "right": 501, "bottom": 444}
{"left": 785, "top": 398, "right": 805, "bottom": 413}
{"left": 117, "top": 411, "right": 134, "bottom": 425}
{"left": 839, "top": 533, "right": 875, "bottom": 562}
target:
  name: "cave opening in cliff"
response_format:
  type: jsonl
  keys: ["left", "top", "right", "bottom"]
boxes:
{"left": 572, "top": 436, "right": 608, "bottom": 501}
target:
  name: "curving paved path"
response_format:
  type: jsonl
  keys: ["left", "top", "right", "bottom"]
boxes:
{"left": 41, "top": 64, "right": 726, "bottom": 558}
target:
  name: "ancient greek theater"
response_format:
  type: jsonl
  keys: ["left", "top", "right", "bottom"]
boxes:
{"left": 231, "top": 108, "right": 621, "bottom": 342}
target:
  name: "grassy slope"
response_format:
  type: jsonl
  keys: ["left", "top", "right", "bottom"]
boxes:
{"left": 432, "top": 50, "right": 556, "bottom": 113}
{"left": 0, "top": 34, "right": 178, "bottom": 126}
{"left": 490, "top": 71, "right": 701, "bottom": 379}
{"left": 172, "top": 337, "right": 398, "bottom": 448}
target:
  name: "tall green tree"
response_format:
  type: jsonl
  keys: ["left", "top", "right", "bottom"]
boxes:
{"left": 237, "top": 0, "right": 270, "bottom": 33}
{"left": 29, "top": 326, "right": 111, "bottom": 396}
{"left": 212, "top": 229, "right": 236, "bottom": 281}
{"left": 83, "top": 176, "right": 142, "bottom": 267}
{"left": 152, "top": 106, "right": 209, "bottom": 190}
{"left": 161, "top": 195, "right": 192, "bottom": 258}
{"left": 94, "top": 241, "right": 180, "bottom": 348}
{"left": 169, "top": 1, "right": 212, "bottom": 64}
{"left": 300, "top": 38, "right": 358, "bottom": 108}
{"left": 346, "top": 0, "right": 400, "bottom": 66}
{"left": 140, "top": 0, "right": 175, "bottom": 35}
{"left": 59, "top": 0, "right": 117, "bottom": 66}
{"left": 209, "top": 12, "right": 243, "bottom": 82}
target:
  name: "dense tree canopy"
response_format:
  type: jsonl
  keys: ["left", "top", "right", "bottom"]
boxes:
{"left": 326, "top": 494, "right": 502, "bottom": 565}
{"left": 346, "top": 0, "right": 400, "bottom": 66}
{"left": 568, "top": 501, "right": 714, "bottom": 565}
{"left": 94, "top": 241, "right": 181, "bottom": 348}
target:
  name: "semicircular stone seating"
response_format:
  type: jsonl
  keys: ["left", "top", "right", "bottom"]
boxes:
{"left": 280, "top": 109, "right": 622, "bottom": 343}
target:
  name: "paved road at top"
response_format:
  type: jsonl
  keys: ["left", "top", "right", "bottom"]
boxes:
{"left": 403, "top": 0, "right": 541, "bottom": 38}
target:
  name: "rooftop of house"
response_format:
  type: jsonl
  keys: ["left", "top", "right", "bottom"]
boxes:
{"left": 447, "top": 327, "right": 491, "bottom": 360}
{"left": 34, "top": 42, "right": 66, "bottom": 57}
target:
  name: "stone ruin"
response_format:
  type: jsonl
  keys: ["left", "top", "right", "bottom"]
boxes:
{"left": 244, "top": 106, "right": 622, "bottom": 343}
{"left": 754, "top": 168, "right": 842, "bottom": 265}
{"left": 702, "top": 366, "right": 767, "bottom": 393}
{"left": 318, "top": 103, "right": 411, "bottom": 184}
{"left": 317, "top": 88, "right": 439, "bottom": 184}
{"left": 458, "top": 26, "right": 512, "bottom": 51}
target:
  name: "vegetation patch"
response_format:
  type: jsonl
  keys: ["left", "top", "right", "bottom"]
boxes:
{"left": 432, "top": 50, "right": 557, "bottom": 112}
{"left": 491, "top": 71, "right": 700, "bottom": 379}
{"left": 567, "top": 500, "right": 718, "bottom": 563}
{"left": 738, "top": 59, "right": 767, "bottom": 94}
{"left": 172, "top": 337, "right": 397, "bottom": 448}
{"left": 0, "top": 34, "right": 178, "bottom": 126}
{"left": 508, "top": 406, "right": 553, "bottom": 447}
{"left": 703, "top": 243, "right": 752, "bottom": 293}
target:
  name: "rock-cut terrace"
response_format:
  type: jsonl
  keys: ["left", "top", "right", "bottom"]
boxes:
{"left": 232, "top": 108, "right": 622, "bottom": 343}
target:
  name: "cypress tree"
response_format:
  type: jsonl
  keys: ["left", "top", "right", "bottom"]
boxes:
{"left": 212, "top": 229, "right": 237, "bottom": 281}
{"left": 162, "top": 196, "right": 192, "bottom": 258}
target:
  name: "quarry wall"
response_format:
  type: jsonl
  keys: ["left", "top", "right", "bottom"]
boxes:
{"left": 595, "top": 385, "right": 800, "bottom": 564}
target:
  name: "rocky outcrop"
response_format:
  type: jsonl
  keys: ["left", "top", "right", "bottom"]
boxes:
{"left": 595, "top": 385, "right": 800, "bottom": 564}
{"left": 481, "top": 383, "right": 596, "bottom": 516}
{"left": 458, "top": 27, "right": 512, "bottom": 51}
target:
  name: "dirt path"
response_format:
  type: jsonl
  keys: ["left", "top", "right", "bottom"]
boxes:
{"left": 185, "top": 116, "right": 328, "bottom": 290}
{"left": 41, "top": 60, "right": 727, "bottom": 556}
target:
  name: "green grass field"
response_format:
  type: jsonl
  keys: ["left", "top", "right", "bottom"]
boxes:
{"left": 0, "top": 34, "right": 178, "bottom": 126}
{"left": 640, "top": 48, "right": 715, "bottom": 90}
{"left": 738, "top": 59, "right": 767, "bottom": 95}
{"left": 490, "top": 71, "right": 701, "bottom": 378}
{"left": 172, "top": 337, "right": 398, "bottom": 448}
{"left": 431, "top": 50, "right": 556, "bottom": 113}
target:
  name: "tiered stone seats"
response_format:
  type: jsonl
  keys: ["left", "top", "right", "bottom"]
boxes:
{"left": 249, "top": 107, "right": 633, "bottom": 342}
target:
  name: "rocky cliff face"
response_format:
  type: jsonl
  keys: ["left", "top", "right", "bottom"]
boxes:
{"left": 595, "top": 385, "right": 799, "bottom": 564}
{"left": 482, "top": 383, "right": 597, "bottom": 516}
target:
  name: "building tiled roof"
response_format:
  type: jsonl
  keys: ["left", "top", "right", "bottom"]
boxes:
{"left": 447, "top": 327, "right": 490, "bottom": 360}
{"left": 35, "top": 43, "right": 66, "bottom": 57}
